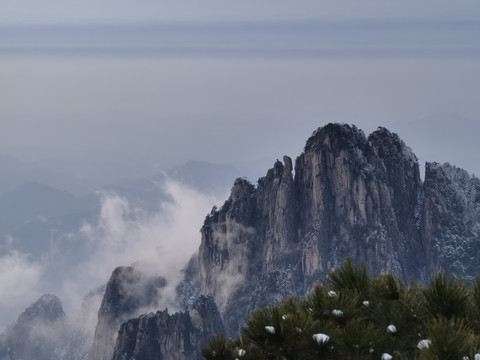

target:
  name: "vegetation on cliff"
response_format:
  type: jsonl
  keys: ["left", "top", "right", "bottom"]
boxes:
{"left": 202, "top": 258, "right": 480, "bottom": 360}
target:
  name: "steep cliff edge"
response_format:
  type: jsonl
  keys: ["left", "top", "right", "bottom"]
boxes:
{"left": 200, "top": 158, "right": 301, "bottom": 336}
{"left": 199, "top": 123, "right": 479, "bottom": 336}
{"left": 422, "top": 162, "right": 480, "bottom": 279}
{"left": 295, "top": 124, "right": 422, "bottom": 284}
{"left": 88, "top": 266, "right": 167, "bottom": 360}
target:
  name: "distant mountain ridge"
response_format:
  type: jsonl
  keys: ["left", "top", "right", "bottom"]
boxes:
{"left": 0, "top": 294, "right": 68, "bottom": 360}
{"left": 0, "top": 154, "right": 96, "bottom": 196}
{"left": 0, "top": 181, "right": 84, "bottom": 232}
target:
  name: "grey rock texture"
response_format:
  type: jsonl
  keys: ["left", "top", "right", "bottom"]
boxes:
{"left": 88, "top": 266, "right": 167, "bottom": 360}
{"left": 199, "top": 123, "right": 480, "bottom": 336}
{"left": 176, "top": 254, "right": 202, "bottom": 311}
{"left": 1, "top": 294, "right": 67, "bottom": 360}
{"left": 422, "top": 162, "right": 480, "bottom": 279}
{"left": 6, "top": 123, "right": 479, "bottom": 360}
{"left": 111, "top": 295, "right": 223, "bottom": 360}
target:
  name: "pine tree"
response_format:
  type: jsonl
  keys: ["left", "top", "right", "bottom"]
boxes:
{"left": 202, "top": 259, "right": 480, "bottom": 360}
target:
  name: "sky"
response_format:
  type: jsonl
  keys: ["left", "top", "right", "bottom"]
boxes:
{"left": 1, "top": 0, "right": 480, "bottom": 331}
{"left": 1, "top": 0, "right": 480, "bottom": 183}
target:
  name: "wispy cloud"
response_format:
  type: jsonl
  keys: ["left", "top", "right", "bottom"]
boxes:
{"left": 0, "top": 179, "right": 221, "bottom": 331}
{"left": 0, "top": 250, "right": 42, "bottom": 328}
{"left": 62, "top": 179, "right": 220, "bottom": 314}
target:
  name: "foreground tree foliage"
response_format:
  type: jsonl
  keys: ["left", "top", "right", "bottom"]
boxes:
{"left": 202, "top": 259, "right": 480, "bottom": 360}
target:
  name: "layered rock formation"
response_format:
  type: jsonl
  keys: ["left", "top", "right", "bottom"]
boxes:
{"left": 199, "top": 123, "right": 480, "bottom": 335}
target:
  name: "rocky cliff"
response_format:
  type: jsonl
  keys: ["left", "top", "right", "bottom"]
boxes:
{"left": 5, "top": 123, "right": 478, "bottom": 360}
{"left": 111, "top": 295, "right": 223, "bottom": 360}
{"left": 422, "top": 162, "right": 480, "bottom": 279}
{"left": 199, "top": 123, "right": 480, "bottom": 336}
{"left": 0, "top": 294, "right": 68, "bottom": 360}
{"left": 88, "top": 266, "right": 167, "bottom": 360}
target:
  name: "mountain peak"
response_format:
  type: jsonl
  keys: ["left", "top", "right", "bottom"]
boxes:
{"left": 304, "top": 123, "right": 368, "bottom": 153}
{"left": 16, "top": 293, "right": 65, "bottom": 325}
{"left": 1, "top": 294, "right": 66, "bottom": 360}
{"left": 369, "top": 126, "right": 418, "bottom": 166}
{"left": 89, "top": 266, "right": 167, "bottom": 360}
{"left": 199, "top": 123, "right": 479, "bottom": 336}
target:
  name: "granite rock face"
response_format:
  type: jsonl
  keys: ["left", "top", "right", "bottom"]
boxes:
{"left": 199, "top": 123, "right": 480, "bottom": 336}
{"left": 88, "top": 266, "right": 167, "bottom": 360}
{"left": 295, "top": 124, "right": 421, "bottom": 283}
{"left": 422, "top": 162, "right": 480, "bottom": 279}
{"left": 176, "top": 254, "right": 202, "bottom": 311}
{"left": 111, "top": 295, "right": 223, "bottom": 360}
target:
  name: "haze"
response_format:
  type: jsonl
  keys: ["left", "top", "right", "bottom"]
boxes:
{"left": 1, "top": 1, "right": 480, "bottom": 187}
{"left": 1, "top": 0, "right": 480, "bottom": 330}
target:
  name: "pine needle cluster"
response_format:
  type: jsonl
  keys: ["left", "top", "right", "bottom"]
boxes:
{"left": 202, "top": 258, "right": 480, "bottom": 360}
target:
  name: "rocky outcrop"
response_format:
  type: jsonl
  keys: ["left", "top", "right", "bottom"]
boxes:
{"left": 1, "top": 294, "right": 68, "bottom": 360}
{"left": 6, "top": 123, "right": 478, "bottom": 360}
{"left": 111, "top": 295, "right": 223, "bottom": 360}
{"left": 297, "top": 125, "right": 407, "bottom": 282}
{"left": 422, "top": 162, "right": 480, "bottom": 279}
{"left": 199, "top": 157, "right": 301, "bottom": 335}
{"left": 88, "top": 266, "right": 167, "bottom": 360}
{"left": 176, "top": 254, "right": 202, "bottom": 311}
{"left": 199, "top": 123, "right": 480, "bottom": 336}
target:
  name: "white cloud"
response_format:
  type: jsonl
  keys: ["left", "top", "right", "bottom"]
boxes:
{"left": 0, "top": 250, "right": 42, "bottom": 330}
{"left": 61, "top": 178, "right": 220, "bottom": 315}
{"left": 0, "top": 178, "right": 222, "bottom": 335}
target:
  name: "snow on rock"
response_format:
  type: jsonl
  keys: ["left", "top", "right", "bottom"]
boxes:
{"left": 423, "top": 162, "right": 480, "bottom": 280}
{"left": 332, "top": 309, "right": 343, "bottom": 317}
{"left": 312, "top": 333, "right": 330, "bottom": 344}
{"left": 387, "top": 324, "right": 397, "bottom": 333}
{"left": 417, "top": 339, "right": 431, "bottom": 349}
{"left": 198, "top": 123, "right": 480, "bottom": 342}
{"left": 265, "top": 326, "right": 275, "bottom": 334}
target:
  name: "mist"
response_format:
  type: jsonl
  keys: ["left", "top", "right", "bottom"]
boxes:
{"left": 0, "top": 250, "right": 41, "bottom": 312}
{"left": 0, "top": 178, "right": 223, "bottom": 331}
{"left": 2, "top": 0, "right": 480, "bottom": 344}
{"left": 1, "top": 19, "right": 480, "bottom": 183}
